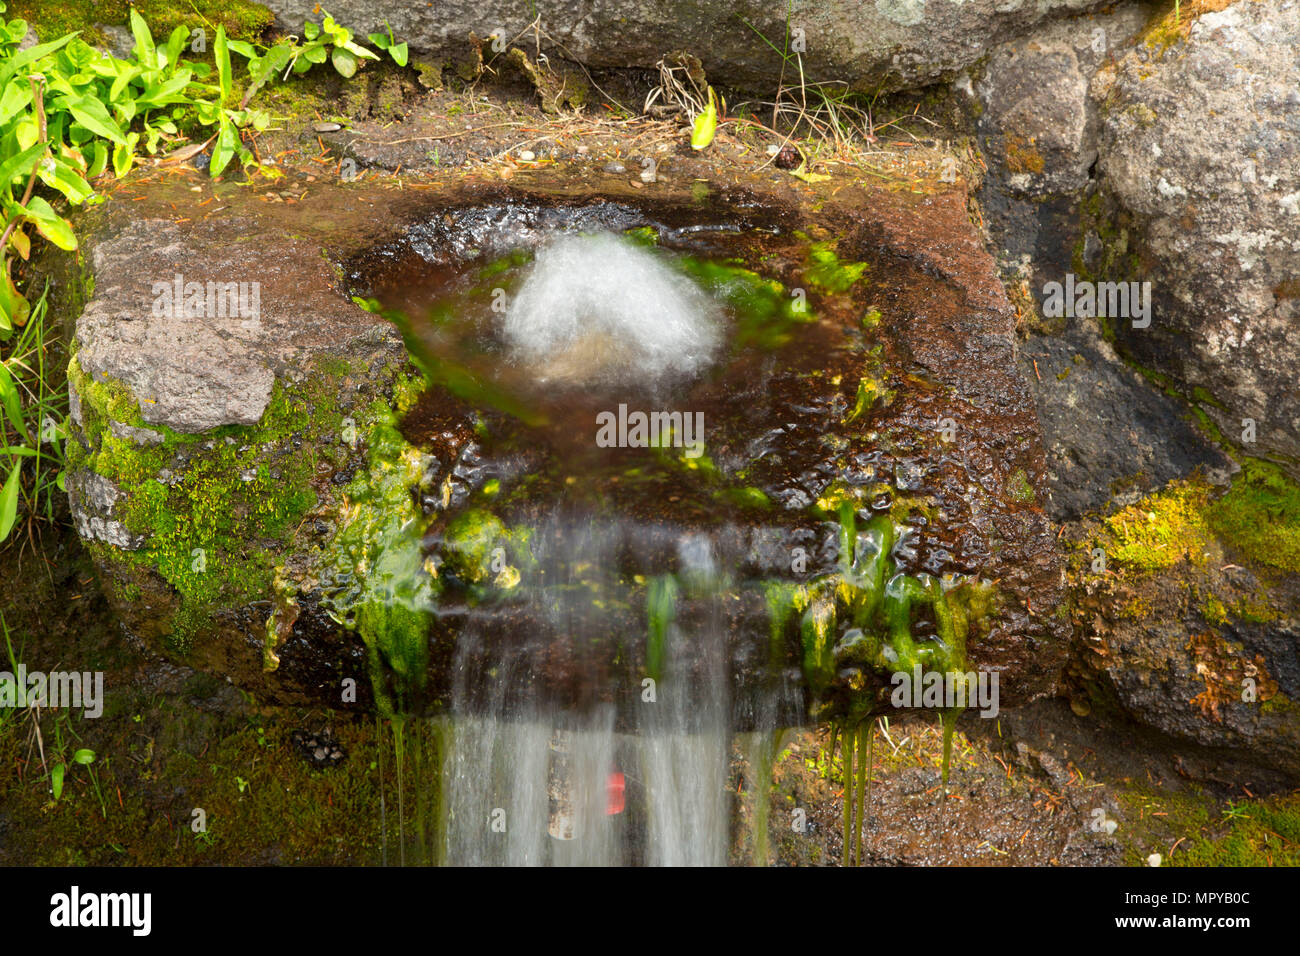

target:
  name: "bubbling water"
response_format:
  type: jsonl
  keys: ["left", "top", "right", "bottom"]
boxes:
{"left": 501, "top": 232, "right": 723, "bottom": 388}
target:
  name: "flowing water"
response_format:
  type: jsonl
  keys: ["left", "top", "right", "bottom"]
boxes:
{"left": 438, "top": 520, "right": 742, "bottom": 866}
{"left": 408, "top": 230, "right": 785, "bottom": 865}
{"left": 347, "top": 197, "right": 1005, "bottom": 865}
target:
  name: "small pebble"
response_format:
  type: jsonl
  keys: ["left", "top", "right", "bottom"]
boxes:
{"left": 290, "top": 729, "right": 348, "bottom": 768}
{"left": 603, "top": 161, "right": 626, "bottom": 174}
{"left": 518, "top": 149, "right": 536, "bottom": 162}
{"left": 314, "top": 122, "right": 342, "bottom": 133}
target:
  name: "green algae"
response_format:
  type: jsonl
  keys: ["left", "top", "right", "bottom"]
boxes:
{"left": 677, "top": 255, "right": 815, "bottom": 350}
{"left": 765, "top": 503, "right": 996, "bottom": 736}
{"left": 646, "top": 573, "right": 678, "bottom": 683}
{"left": 316, "top": 396, "right": 434, "bottom": 716}
{"left": 802, "top": 241, "right": 868, "bottom": 294}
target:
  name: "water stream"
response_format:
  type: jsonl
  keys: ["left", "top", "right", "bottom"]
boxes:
{"left": 342, "top": 202, "right": 991, "bottom": 865}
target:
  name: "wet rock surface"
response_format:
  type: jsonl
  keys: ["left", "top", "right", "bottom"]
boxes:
{"left": 968, "top": 5, "right": 1149, "bottom": 286}
{"left": 1019, "top": 321, "right": 1234, "bottom": 520}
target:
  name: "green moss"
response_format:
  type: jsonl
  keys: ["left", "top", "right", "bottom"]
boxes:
{"left": 1102, "top": 479, "right": 1213, "bottom": 573}
{"left": 1120, "top": 783, "right": 1300, "bottom": 867}
{"left": 12, "top": 0, "right": 274, "bottom": 47}
{"left": 1200, "top": 593, "right": 1228, "bottom": 626}
{"left": 0, "top": 695, "right": 429, "bottom": 865}
{"left": 1207, "top": 458, "right": 1300, "bottom": 575}
{"left": 1004, "top": 469, "right": 1035, "bottom": 504}
{"left": 69, "top": 357, "right": 344, "bottom": 651}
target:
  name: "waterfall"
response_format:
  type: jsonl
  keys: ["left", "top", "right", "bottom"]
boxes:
{"left": 438, "top": 527, "right": 736, "bottom": 866}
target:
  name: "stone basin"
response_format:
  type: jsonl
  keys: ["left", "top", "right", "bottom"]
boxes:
{"left": 62, "top": 165, "right": 1067, "bottom": 727}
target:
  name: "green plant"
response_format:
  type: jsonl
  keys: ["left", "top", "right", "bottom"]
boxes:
{"left": 238, "top": 8, "right": 380, "bottom": 100}
{"left": 0, "top": 281, "right": 65, "bottom": 543}
{"left": 0, "top": 5, "right": 404, "bottom": 541}
{"left": 367, "top": 21, "right": 409, "bottom": 68}
{"left": 50, "top": 745, "right": 95, "bottom": 802}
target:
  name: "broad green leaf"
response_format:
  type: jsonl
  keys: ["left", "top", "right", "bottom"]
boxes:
{"left": 23, "top": 196, "right": 76, "bottom": 250}
{"left": 304, "top": 43, "right": 328, "bottom": 65}
{"left": 73, "top": 748, "right": 96, "bottom": 765}
{"left": 112, "top": 140, "right": 134, "bottom": 177}
{"left": 61, "top": 94, "right": 127, "bottom": 145}
{"left": 211, "top": 117, "right": 237, "bottom": 176}
{"left": 108, "top": 63, "right": 140, "bottom": 104}
{"left": 242, "top": 43, "right": 291, "bottom": 105}
{"left": 341, "top": 39, "right": 379, "bottom": 61}
{"left": 0, "top": 461, "right": 20, "bottom": 541}
{"left": 215, "top": 26, "right": 232, "bottom": 104}
{"left": 331, "top": 47, "right": 358, "bottom": 78}
{"left": 389, "top": 42, "right": 408, "bottom": 67}
{"left": 0, "top": 270, "right": 27, "bottom": 332}
{"left": 165, "top": 24, "right": 189, "bottom": 68}
{"left": 14, "top": 117, "right": 39, "bottom": 151}
{"left": 0, "top": 142, "right": 45, "bottom": 188}
{"left": 8, "top": 228, "right": 29, "bottom": 260}
{"left": 0, "top": 360, "right": 26, "bottom": 438}
{"left": 129, "top": 9, "right": 156, "bottom": 69}
{"left": 37, "top": 156, "right": 94, "bottom": 205}
{"left": 137, "top": 69, "right": 194, "bottom": 108}
{"left": 193, "top": 99, "right": 221, "bottom": 125}
{"left": 0, "top": 32, "right": 77, "bottom": 88}
{"left": 690, "top": 87, "right": 718, "bottom": 151}
{"left": 50, "top": 762, "right": 64, "bottom": 801}
{"left": 0, "top": 81, "right": 32, "bottom": 126}
{"left": 87, "top": 141, "right": 108, "bottom": 178}
{"left": 303, "top": 21, "right": 320, "bottom": 40}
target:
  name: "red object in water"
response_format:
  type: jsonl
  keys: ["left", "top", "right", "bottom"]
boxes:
{"left": 606, "top": 771, "right": 626, "bottom": 815}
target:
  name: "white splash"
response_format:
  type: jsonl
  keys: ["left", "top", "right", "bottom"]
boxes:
{"left": 502, "top": 232, "right": 722, "bottom": 388}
